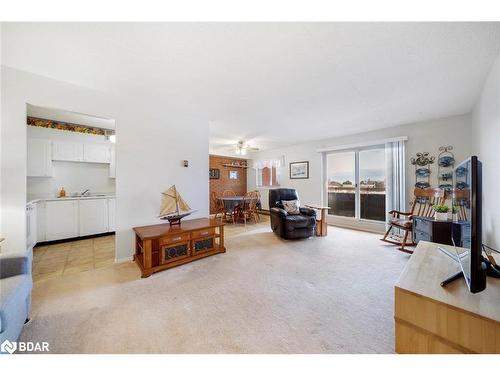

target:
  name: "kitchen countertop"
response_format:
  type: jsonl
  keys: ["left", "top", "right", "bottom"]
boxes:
{"left": 27, "top": 194, "right": 116, "bottom": 206}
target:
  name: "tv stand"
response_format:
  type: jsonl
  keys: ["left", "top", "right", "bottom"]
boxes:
{"left": 437, "top": 245, "right": 466, "bottom": 287}
{"left": 395, "top": 241, "right": 500, "bottom": 353}
{"left": 440, "top": 271, "right": 464, "bottom": 287}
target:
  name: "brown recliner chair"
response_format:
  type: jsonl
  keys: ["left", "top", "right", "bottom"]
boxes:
{"left": 269, "top": 188, "right": 316, "bottom": 239}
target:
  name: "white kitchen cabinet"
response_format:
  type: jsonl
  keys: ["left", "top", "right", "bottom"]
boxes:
{"left": 84, "top": 143, "right": 111, "bottom": 163}
{"left": 45, "top": 200, "right": 79, "bottom": 241}
{"left": 26, "top": 203, "right": 37, "bottom": 249}
{"left": 52, "top": 141, "right": 84, "bottom": 162}
{"left": 108, "top": 198, "right": 116, "bottom": 231}
{"left": 109, "top": 146, "right": 116, "bottom": 178}
{"left": 27, "top": 138, "right": 53, "bottom": 177}
{"left": 79, "top": 199, "right": 109, "bottom": 236}
{"left": 36, "top": 201, "right": 46, "bottom": 243}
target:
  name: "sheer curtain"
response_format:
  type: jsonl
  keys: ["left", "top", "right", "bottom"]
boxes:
{"left": 385, "top": 140, "right": 406, "bottom": 225}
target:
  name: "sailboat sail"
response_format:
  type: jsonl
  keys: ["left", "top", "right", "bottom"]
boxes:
{"left": 159, "top": 185, "right": 193, "bottom": 218}
{"left": 177, "top": 193, "right": 191, "bottom": 212}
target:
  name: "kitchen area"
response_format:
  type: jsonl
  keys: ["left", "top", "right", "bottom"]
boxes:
{"left": 26, "top": 105, "right": 116, "bottom": 282}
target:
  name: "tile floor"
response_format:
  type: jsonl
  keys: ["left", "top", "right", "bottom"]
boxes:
{"left": 32, "top": 235, "right": 115, "bottom": 282}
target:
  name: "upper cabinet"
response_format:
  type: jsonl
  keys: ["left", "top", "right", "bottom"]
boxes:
{"left": 52, "top": 140, "right": 110, "bottom": 164}
{"left": 52, "top": 141, "right": 84, "bottom": 162}
{"left": 84, "top": 143, "right": 111, "bottom": 163}
{"left": 27, "top": 138, "right": 54, "bottom": 177}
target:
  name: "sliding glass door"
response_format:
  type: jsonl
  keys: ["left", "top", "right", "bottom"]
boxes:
{"left": 326, "top": 151, "right": 356, "bottom": 217}
{"left": 326, "top": 146, "right": 386, "bottom": 225}
{"left": 359, "top": 148, "right": 386, "bottom": 221}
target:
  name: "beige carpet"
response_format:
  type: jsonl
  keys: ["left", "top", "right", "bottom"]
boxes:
{"left": 20, "top": 218, "right": 410, "bottom": 353}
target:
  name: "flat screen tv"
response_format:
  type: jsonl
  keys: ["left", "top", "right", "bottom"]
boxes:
{"left": 448, "top": 156, "right": 487, "bottom": 293}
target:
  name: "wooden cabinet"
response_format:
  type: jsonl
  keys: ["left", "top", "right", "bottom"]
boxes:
{"left": 79, "top": 198, "right": 109, "bottom": 236}
{"left": 133, "top": 218, "right": 225, "bottom": 277}
{"left": 27, "top": 138, "right": 53, "bottom": 177}
{"left": 52, "top": 141, "right": 84, "bottom": 162}
{"left": 413, "top": 216, "right": 453, "bottom": 246}
{"left": 395, "top": 241, "right": 500, "bottom": 353}
{"left": 107, "top": 198, "right": 116, "bottom": 232}
{"left": 45, "top": 200, "right": 79, "bottom": 241}
{"left": 84, "top": 143, "right": 110, "bottom": 163}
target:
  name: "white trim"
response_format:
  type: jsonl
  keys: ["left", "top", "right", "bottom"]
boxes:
{"left": 327, "top": 215, "right": 385, "bottom": 234}
{"left": 316, "top": 136, "right": 408, "bottom": 153}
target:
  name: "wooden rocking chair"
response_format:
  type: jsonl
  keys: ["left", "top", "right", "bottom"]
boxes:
{"left": 381, "top": 188, "right": 446, "bottom": 253}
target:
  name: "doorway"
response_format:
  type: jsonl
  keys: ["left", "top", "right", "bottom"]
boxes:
{"left": 26, "top": 104, "right": 117, "bottom": 282}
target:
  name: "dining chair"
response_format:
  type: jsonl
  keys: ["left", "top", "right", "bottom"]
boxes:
{"left": 220, "top": 190, "right": 238, "bottom": 224}
{"left": 237, "top": 191, "right": 260, "bottom": 225}
{"left": 222, "top": 190, "right": 236, "bottom": 197}
{"left": 211, "top": 191, "right": 225, "bottom": 221}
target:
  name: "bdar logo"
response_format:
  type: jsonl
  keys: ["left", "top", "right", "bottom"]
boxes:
{"left": 1, "top": 340, "right": 17, "bottom": 354}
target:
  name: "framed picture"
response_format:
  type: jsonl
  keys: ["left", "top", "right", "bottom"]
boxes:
{"left": 209, "top": 168, "right": 220, "bottom": 179}
{"left": 290, "top": 161, "right": 309, "bottom": 179}
{"left": 229, "top": 170, "right": 238, "bottom": 180}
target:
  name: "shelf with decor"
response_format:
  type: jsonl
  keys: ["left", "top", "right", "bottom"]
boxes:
{"left": 221, "top": 163, "right": 248, "bottom": 169}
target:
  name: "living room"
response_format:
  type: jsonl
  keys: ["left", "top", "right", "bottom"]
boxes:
{"left": 1, "top": 3, "right": 500, "bottom": 373}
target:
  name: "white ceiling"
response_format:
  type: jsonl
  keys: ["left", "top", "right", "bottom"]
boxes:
{"left": 3, "top": 23, "right": 500, "bottom": 154}
{"left": 27, "top": 104, "right": 115, "bottom": 130}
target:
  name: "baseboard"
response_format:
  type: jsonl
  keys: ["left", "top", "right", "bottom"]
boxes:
{"left": 327, "top": 219, "right": 385, "bottom": 234}
{"left": 35, "top": 232, "right": 115, "bottom": 247}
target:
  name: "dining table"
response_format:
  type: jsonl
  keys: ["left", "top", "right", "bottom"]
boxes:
{"left": 219, "top": 196, "right": 262, "bottom": 213}
{"left": 218, "top": 196, "right": 262, "bottom": 224}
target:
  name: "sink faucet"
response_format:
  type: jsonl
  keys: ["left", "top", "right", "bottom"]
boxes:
{"left": 81, "top": 189, "right": 90, "bottom": 196}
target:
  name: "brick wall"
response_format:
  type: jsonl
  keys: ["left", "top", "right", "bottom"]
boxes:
{"left": 209, "top": 155, "right": 248, "bottom": 214}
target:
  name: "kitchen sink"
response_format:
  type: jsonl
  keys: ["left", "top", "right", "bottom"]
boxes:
{"left": 70, "top": 193, "right": 107, "bottom": 198}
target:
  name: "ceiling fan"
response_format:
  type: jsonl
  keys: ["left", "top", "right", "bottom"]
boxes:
{"left": 235, "top": 140, "right": 259, "bottom": 155}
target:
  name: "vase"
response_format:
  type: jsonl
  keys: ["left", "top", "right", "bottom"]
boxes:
{"left": 435, "top": 212, "right": 448, "bottom": 221}
{"left": 452, "top": 213, "right": 458, "bottom": 222}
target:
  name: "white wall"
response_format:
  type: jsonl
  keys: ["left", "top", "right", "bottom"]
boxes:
{"left": 0, "top": 24, "right": 3, "bottom": 236}
{"left": 472, "top": 53, "right": 500, "bottom": 250}
{"left": 1, "top": 67, "right": 209, "bottom": 260}
{"left": 249, "top": 114, "right": 472, "bottom": 211}
{"left": 27, "top": 126, "right": 115, "bottom": 198}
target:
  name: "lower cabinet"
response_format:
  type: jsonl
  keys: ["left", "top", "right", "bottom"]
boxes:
{"left": 79, "top": 199, "right": 109, "bottom": 236}
{"left": 38, "top": 197, "right": 115, "bottom": 243}
{"left": 160, "top": 241, "right": 191, "bottom": 265}
{"left": 37, "top": 201, "right": 46, "bottom": 243}
{"left": 108, "top": 198, "right": 116, "bottom": 231}
{"left": 45, "top": 200, "right": 79, "bottom": 241}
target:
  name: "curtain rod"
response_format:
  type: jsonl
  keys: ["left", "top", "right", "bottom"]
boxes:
{"left": 316, "top": 136, "right": 408, "bottom": 153}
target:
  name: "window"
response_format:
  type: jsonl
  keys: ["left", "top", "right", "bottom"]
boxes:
{"left": 326, "top": 146, "right": 386, "bottom": 222}
{"left": 255, "top": 159, "right": 280, "bottom": 187}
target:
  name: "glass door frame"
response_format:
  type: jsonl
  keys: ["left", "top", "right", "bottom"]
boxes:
{"left": 323, "top": 144, "right": 386, "bottom": 232}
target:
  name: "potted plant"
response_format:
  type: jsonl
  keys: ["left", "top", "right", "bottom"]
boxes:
{"left": 452, "top": 205, "right": 459, "bottom": 221}
{"left": 433, "top": 204, "right": 450, "bottom": 221}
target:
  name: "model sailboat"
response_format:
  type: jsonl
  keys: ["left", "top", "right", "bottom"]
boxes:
{"left": 159, "top": 185, "right": 195, "bottom": 225}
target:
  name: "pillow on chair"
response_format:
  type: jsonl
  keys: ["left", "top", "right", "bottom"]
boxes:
{"left": 282, "top": 199, "right": 300, "bottom": 214}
